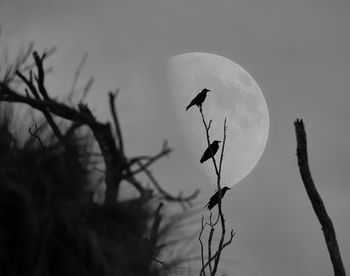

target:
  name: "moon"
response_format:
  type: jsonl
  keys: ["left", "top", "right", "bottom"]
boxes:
{"left": 167, "top": 52, "right": 269, "bottom": 187}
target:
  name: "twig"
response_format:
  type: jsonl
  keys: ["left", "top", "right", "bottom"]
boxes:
{"left": 79, "top": 77, "right": 94, "bottom": 102}
{"left": 207, "top": 213, "right": 215, "bottom": 275}
{"left": 32, "top": 51, "right": 49, "bottom": 100}
{"left": 218, "top": 118, "right": 227, "bottom": 177}
{"left": 212, "top": 118, "right": 228, "bottom": 275}
{"left": 28, "top": 123, "right": 45, "bottom": 149}
{"left": 109, "top": 89, "right": 124, "bottom": 156}
{"left": 16, "top": 65, "right": 66, "bottom": 146}
{"left": 139, "top": 162, "right": 199, "bottom": 205}
{"left": 126, "top": 141, "right": 172, "bottom": 176}
{"left": 149, "top": 202, "right": 164, "bottom": 262}
{"left": 199, "top": 215, "right": 206, "bottom": 276}
{"left": 68, "top": 52, "right": 88, "bottom": 101}
{"left": 199, "top": 230, "right": 235, "bottom": 275}
{"left": 294, "top": 119, "right": 346, "bottom": 276}
{"left": 198, "top": 106, "right": 233, "bottom": 275}
{"left": 199, "top": 106, "right": 220, "bottom": 177}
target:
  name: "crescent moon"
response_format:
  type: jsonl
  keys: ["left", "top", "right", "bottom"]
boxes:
{"left": 167, "top": 52, "right": 269, "bottom": 187}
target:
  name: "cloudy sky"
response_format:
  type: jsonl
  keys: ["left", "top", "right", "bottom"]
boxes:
{"left": 1, "top": 0, "right": 350, "bottom": 275}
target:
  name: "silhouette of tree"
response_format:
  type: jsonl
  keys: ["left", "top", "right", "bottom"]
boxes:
{"left": 189, "top": 103, "right": 234, "bottom": 276}
{"left": 0, "top": 43, "right": 199, "bottom": 276}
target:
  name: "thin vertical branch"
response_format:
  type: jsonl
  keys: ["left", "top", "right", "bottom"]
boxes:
{"left": 16, "top": 62, "right": 66, "bottom": 146}
{"left": 207, "top": 213, "right": 215, "bottom": 275}
{"left": 294, "top": 119, "right": 346, "bottom": 276}
{"left": 218, "top": 118, "right": 227, "bottom": 177}
{"left": 199, "top": 106, "right": 220, "bottom": 178}
{"left": 109, "top": 89, "right": 124, "bottom": 157}
{"left": 68, "top": 52, "right": 88, "bottom": 101}
{"left": 32, "top": 51, "right": 49, "bottom": 100}
{"left": 199, "top": 215, "right": 206, "bottom": 276}
{"left": 198, "top": 106, "right": 232, "bottom": 276}
{"left": 212, "top": 118, "right": 228, "bottom": 275}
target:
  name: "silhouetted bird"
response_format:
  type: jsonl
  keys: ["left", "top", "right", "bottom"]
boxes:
{"left": 200, "top": 140, "right": 221, "bottom": 163}
{"left": 205, "top": 187, "right": 231, "bottom": 210}
{"left": 186, "top": 88, "right": 211, "bottom": 111}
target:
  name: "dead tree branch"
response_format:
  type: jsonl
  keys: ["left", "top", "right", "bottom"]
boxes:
{"left": 212, "top": 118, "right": 228, "bottom": 275}
{"left": 139, "top": 162, "right": 199, "bottom": 207}
{"left": 199, "top": 215, "right": 206, "bottom": 276}
{"left": 126, "top": 140, "right": 172, "bottom": 176}
{"left": 197, "top": 106, "right": 234, "bottom": 276}
{"left": 28, "top": 122, "right": 45, "bottom": 149}
{"left": 109, "top": 89, "right": 124, "bottom": 156}
{"left": 294, "top": 119, "right": 346, "bottom": 276}
{"left": 0, "top": 48, "right": 198, "bottom": 208}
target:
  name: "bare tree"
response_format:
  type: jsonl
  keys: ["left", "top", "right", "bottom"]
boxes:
{"left": 0, "top": 47, "right": 199, "bottom": 205}
{"left": 192, "top": 105, "right": 235, "bottom": 276}
{"left": 0, "top": 45, "right": 199, "bottom": 275}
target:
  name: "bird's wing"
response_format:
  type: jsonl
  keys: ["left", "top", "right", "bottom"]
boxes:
{"left": 186, "top": 97, "right": 197, "bottom": 110}
{"left": 200, "top": 145, "right": 214, "bottom": 163}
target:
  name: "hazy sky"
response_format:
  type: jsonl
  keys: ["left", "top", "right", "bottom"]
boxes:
{"left": 1, "top": 0, "right": 350, "bottom": 275}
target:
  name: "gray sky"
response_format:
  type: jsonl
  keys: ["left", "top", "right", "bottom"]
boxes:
{"left": 1, "top": 0, "right": 350, "bottom": 275}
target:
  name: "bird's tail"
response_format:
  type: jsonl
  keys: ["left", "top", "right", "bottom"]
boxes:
{"left": 185, "top": 105, "right": 190, "bottom": 111}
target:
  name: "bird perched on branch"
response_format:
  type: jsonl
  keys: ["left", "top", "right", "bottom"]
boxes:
{"left": 200, "top": 140, "right": 221, "bottom": 163}
{"left": 186, "top": 88, "right": 211, "bottom": 111}
{"left": 205, "top": 187, "right": 231, "bottom": 210}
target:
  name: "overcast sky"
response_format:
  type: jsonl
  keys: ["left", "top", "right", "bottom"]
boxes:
{"left": 1, "top": 0, "right": 350, "bottom": 275}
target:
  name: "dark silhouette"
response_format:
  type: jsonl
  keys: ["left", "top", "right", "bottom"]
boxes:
{"left": 294, "top": 119, "right": 346, "bottom": 276}
{"left": 200, "top": 140, "right": 221, "bottom": 163}
{"left": 186, "top": 88, "right": 211, "bottom": 111}
{"left": 0, "top": 47, "right": 199, "bottom": 276}
{"left": 205, "top": 187, "right": 231, "bottom": 210}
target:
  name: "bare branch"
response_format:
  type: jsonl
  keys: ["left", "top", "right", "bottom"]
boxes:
{"left": 199, "top": 106, "right": 220, "bottom": 178}
{"left": 2, "top": 48, "right": 199, "bottom": 213}
{"left": 208, "top": 119, "right": 212, "bottom": 131}
{"left": 124, "top": 174, "right": 152, "bottom": 199}
{"left": 149, "top": 202, "right": 164, "bottom": 256}
{"left": 294, "top": 119, "right": 346, "bottom": 276}
{"left": 212, "top": 117, "right": 229, "bottom": 275}
{"left": 199, "top": 230, "right": 235, "bottom": 275}
{"left": 197, "top": 106, "right": 233, "bottom": 276}
{"left": 16, "top": 70, "right": 41, "bottom": 99}
{"left": 144, "top": 167, "right": 196, "bottom": 205}
{"left": 208, "top": 221, "right": 214, "bottom": 274}
{"left": 139, "top": 162, "right": 199, "bottom": 206}
{"left": 199, "top": 215, "right": 206, "bottom": 276}
{"left": 28, "top": 123, "right": 45, "bottom": 149}
{"left": 68, "top": 52, "right": 88, "bottom": 101}
{"left": 32, "top": 51, "right": 49, "bottom": 100}
{"left": 0, "top": 85, "right": 96, "bottom": 124}
{"left": 80, "top": 77, "right": 94, "bottom": 102}
{"left": 1, "top": 75, "right": 124, "bottom": 205}
{"left": 109, "top": 89, "right": 124, "bottom": 156}
{"left": 218, "top": 118, "right": 227, "bottom": 176}
{"left": 16, "top": 69, "right": 66, "bottom": 145}
{"left": 126, "top": 142, "right": 172, "bottom": 176}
